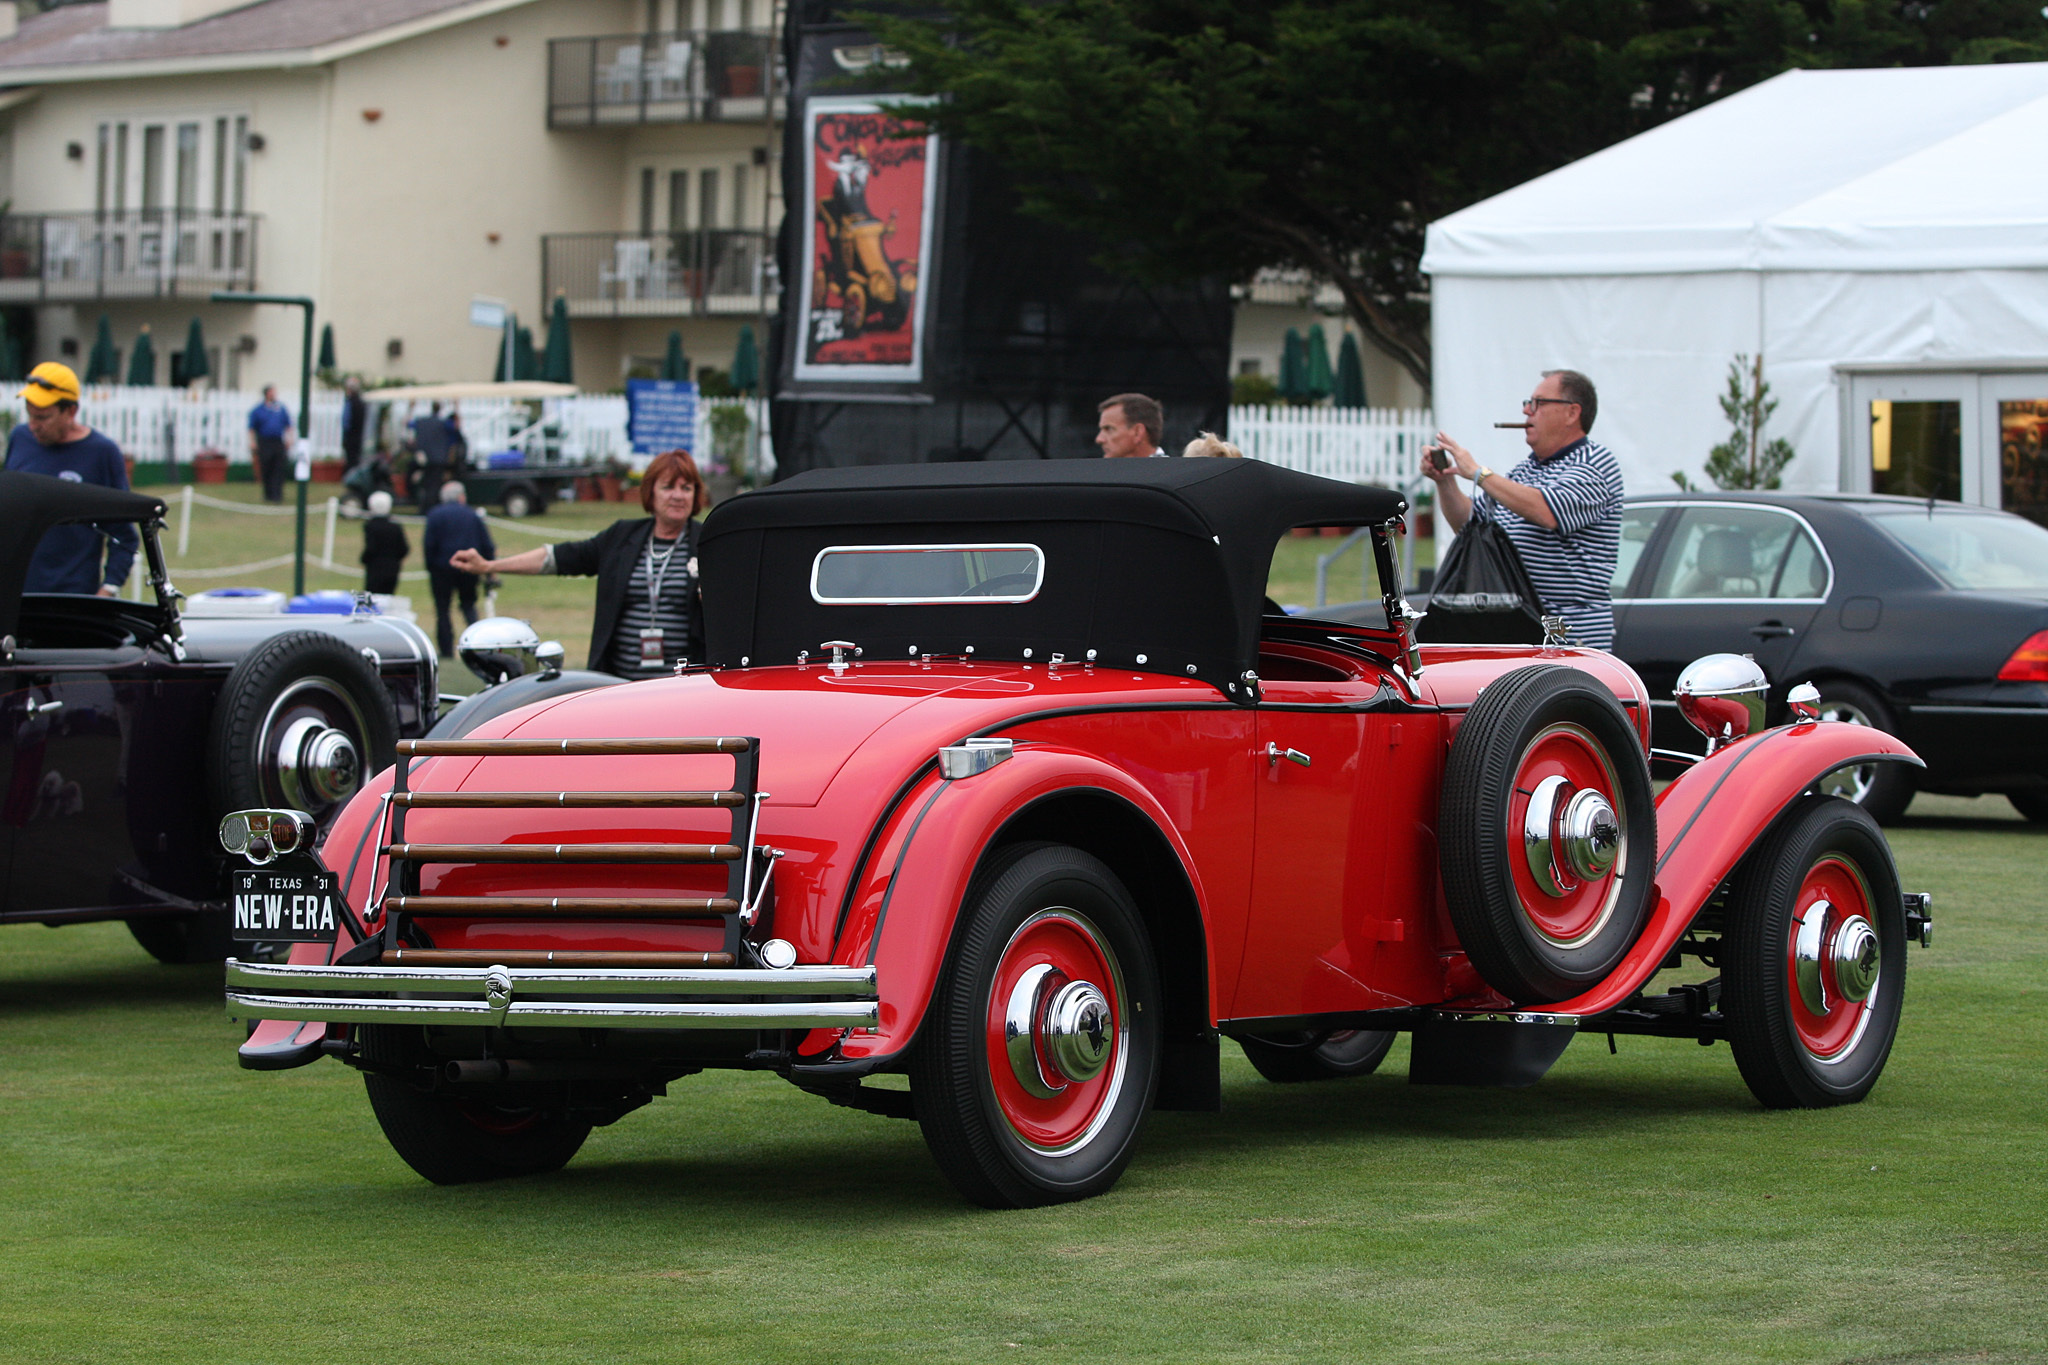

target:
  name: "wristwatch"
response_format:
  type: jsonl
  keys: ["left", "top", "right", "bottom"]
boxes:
{"left": 1474, "top": 465, "right": 1495, "bottom": 485}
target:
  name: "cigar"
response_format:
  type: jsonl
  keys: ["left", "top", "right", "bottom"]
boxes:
{"left": 1494, "top": 421, "right": 1531, "bottom": 429}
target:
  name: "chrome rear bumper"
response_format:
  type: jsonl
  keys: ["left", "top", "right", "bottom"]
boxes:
{"left": 224, "top": 959, "right": 879, "bottom": 1030}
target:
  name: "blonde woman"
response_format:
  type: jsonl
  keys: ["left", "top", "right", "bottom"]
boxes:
{"left": 1182, "top": 431, "right": 1244, "bottom": 459}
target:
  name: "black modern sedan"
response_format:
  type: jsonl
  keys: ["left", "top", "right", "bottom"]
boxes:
{"left": 1608, "top": 492, "right": 2048, "bottom": 822}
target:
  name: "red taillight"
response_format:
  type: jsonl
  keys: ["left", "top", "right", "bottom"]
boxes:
{"left": 1998, "top": 629, "right": 2048, "bottom": 682}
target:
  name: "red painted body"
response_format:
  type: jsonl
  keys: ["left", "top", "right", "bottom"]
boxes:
{"left": 298, "top": 620, "right": 1904, "bottom": 1068}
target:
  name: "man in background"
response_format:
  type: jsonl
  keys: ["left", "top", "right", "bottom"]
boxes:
{"left": 410, "top": 401, "right": 454, "bottom": 513}
{"left": 422, "top": 481, "right": 495, "bottom": 658}
{"left": 340, "top": 376, "right": 367, "bottom": 473}
{"left": 246, "top": 383, "right": 295, "bottom": 504}
{"left": 1096, "top": 393, "right": 1168, "bottom": 458}
{"left": 360, "top": 490, "right": 409, "bottom": 596}
{"left": 5, "top": 361, "right": 137, "bottom": 596}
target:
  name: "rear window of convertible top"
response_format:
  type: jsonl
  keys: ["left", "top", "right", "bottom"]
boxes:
{"left": 810, "top": 544, "right": 1045, "bottom": 605}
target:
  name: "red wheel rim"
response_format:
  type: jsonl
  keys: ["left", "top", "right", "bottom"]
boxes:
{"left": 1506, "top": 722, "right": 1628, "bottom": 945}
{"left": 983, "top": 909, "right": 1128, "bottom": 1155}
{"left": 1786, "top": 856, "right": 1879, "bottom": 1061}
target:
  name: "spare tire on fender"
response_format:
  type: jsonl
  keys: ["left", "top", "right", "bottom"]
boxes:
{"left": 1439, "top": 665, "right": 1656, "bottom": 1004}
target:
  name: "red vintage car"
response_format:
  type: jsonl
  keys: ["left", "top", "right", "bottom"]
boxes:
{"left": 222, "top": 461, "right": 1931, "bottom": 1207}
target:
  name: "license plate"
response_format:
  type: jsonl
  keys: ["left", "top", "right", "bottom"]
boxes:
{"left": 231, "top": 867, "right": 342, "bottom": 942}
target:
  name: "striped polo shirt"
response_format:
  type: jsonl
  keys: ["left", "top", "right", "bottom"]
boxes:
{"left": 1469, "top": 436, "right": 1624, "bottom": 649}
{"left": 609, "top": 528, "right": 696, "bottom": 677}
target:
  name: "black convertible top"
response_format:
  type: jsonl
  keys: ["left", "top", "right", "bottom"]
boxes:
{"left": 0, "top": 469, "right": 165, "bottom": 639}
{"left": 699, "top": 459, "right": 1405, "bottom": 697}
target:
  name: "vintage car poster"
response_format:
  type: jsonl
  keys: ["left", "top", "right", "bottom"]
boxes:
{"left": 795, "top": 96, "right": 938, "bottom": 383}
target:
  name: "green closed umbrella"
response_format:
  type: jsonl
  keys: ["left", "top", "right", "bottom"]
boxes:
{"left": 1303, "top": 324, "right": 1333, "bottom": 403}
{"left": 180, "top": 317, "right": 211, "bottom": 385}
{"left": 1278, "top": 328, "right": 1306, "bottom": 404}
{"left": 318, "top": 322, "right": 337, "bottom": 372}
{"left": 493, "top": 315, "right": 516, "bottom": 381}
{"left": 661, "top": 330, "right": 689, "bottom": 382}
{"left": 126, "top": 325, "right": 156, "bottom": 386}
{"left": 1334, "top": 331, "right": 1367, "bottom": 408}
{"left": 515, "top": 324, "right": 538, "bottom": 381}
{"left": 730, "top": 325, "right": 759, "bottom": 394}
{"left": 542, "top": 294, "right": 574, "bottom": 384}
{"left": 85, "top": 315, "right": 118, "bottom": 384}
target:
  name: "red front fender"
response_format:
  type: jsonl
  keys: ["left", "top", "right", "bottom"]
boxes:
{"left": 1546, "top": 719, "right": 1922, "bottom": 1018}
{"left": 827, "top": 745, "right": 1212, "bottom": 1062}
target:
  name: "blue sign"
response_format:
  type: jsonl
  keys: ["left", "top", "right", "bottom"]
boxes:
{"left": 627, "top": 379, "right": 699, "bottom": 456}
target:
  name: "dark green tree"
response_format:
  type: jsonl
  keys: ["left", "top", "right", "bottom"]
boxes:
{"left": 868, "top": 0, "right": 2048, "bottom": 394}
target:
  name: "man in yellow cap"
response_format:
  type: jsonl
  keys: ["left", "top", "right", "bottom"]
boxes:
{"left": 5, "top": 360, "right": 138, "bottom": 596}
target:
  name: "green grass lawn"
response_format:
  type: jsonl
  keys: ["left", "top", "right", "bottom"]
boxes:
{"left": 1, "top": 793, "right": 2041, "bottom": 1363}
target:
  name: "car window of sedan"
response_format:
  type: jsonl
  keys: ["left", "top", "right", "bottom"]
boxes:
{"left": 1613, "top": 507, "right": 1663, "bottom": 595}
{"left": 1647, "top": 507, "right": 1825, "bottom": 600}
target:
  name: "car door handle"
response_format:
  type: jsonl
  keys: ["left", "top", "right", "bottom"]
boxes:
{"left": 1750, "top": 623, "right": 1795, "bottom": 639}
{"left": 1264, "top": 742, "right": 1311, "bottom": 769}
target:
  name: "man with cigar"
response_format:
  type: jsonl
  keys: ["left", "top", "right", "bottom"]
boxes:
{"left": 1422, "top": 368, "right": 1623, "bottom": 648}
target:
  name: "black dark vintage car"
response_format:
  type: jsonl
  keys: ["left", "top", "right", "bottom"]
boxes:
{"left": 1610, "top": 493, "right": 2048, "bottom": 821}
{"left": 1, "top": 471, "right": 438, "bottom": 960}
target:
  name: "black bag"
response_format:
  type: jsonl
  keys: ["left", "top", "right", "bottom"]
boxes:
{"left": 1418, "top": 517, "right": 1545, "bottom": 644}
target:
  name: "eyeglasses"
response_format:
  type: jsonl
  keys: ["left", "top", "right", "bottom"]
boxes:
{"left": 1522, "top": 397, "right": 1577, "bottom": 413}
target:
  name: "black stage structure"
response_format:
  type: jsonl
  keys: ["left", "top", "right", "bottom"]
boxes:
{"left": 770, "top": 2, "right": 1232, "bottom": 476}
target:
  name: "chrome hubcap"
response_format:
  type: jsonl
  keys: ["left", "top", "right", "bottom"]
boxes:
{"left": 1831, "top": 917, "right": 1880, "bottom": 1003}
{"left": 1044, "top": 980, "right": 1112, "bottom": 1083}
{"left": 277, "top": 716, "right": 361, "bottom": 809}
{"left": 1558, "top": 788, "right": 1621, "bottom": 881}
{"left": 1793, "top": 898, "right": 1833, "bottom": 1015}
{"left": 1004, "top": 963, "right": 1114, "bottom": 1097}
{"left": 1524, "top": 775, "right": 1621, "bottom": 897}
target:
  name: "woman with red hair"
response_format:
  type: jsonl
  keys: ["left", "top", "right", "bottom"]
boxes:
{"left": 448, "top": 448, "right": 711, "bottom": 676}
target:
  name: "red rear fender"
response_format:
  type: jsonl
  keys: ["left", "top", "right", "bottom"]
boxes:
{"left": 827, "top": 745, "right": 1210, "bottom": 1062}
{"left": 1546, "top": 719, "right": 1921, "bottom": 1017}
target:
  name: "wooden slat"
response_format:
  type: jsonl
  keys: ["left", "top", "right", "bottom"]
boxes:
{"left": 385, "top": 896, "right": 738, "bottom": 918}
{"left": 380, "top": 948, "right": 736, "bottom": 968}
{"left": 386, "top": 842, "right": 742, "bottom": 864}
{"left": 390, "top": 790, "right": 746, "bottom": 809}
{"left": 398, "top": 737, "right": 753, "bottom": 758}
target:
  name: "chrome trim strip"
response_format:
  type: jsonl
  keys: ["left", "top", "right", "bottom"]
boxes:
{"left": 1429, "top": 1009, "right": 1582, "bottom": 1027}
{"left": 1903, "top": 703, "right": 2048, "bottom": 716}
{"left": 225, "top": 959, "right": 877, "bottom": 998}
{"left": 809, "top": 541, "right": 1046, "bottom": 605}
{"left": 224, "top": 991, "right": 879, "bottom": 1030}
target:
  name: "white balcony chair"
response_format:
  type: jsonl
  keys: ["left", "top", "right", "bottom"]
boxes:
{"left": 598, "top": 44, "right": 643, "bottom": 103}
{"left": 599, "top": 238, "right": 654, "bottom": 300}
{"left": 647, "top": 40, "right": 693, "bottom": 100}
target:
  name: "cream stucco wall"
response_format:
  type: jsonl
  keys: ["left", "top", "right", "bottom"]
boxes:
{"left": 0, "top": 0, "right": 781, "bottom": 395}
{"left": 1232, "top": 300, "right": 1428, "bottom": 410}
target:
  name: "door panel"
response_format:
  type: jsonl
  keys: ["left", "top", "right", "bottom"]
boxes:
{"left": 7, "top": 653, "right": 144, "bottom": 917}
{"left": 1232, "top": 649, "right": 1434, "bottom": 1018}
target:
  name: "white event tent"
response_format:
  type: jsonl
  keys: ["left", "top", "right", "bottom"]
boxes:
{"left": 1423, "top": 62, "right": 2048, "bottom": 509}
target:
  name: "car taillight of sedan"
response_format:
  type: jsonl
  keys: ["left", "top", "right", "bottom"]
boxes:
{"left": 1997, "top": 630, "right": 2048, "bottom": 682}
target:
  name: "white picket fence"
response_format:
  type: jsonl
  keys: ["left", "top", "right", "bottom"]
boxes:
{"left": 5, "top": 385, "right": 773, "bottom": 477}
{"left": 1228, "top": 405, "right": 1435, "bottom": 488}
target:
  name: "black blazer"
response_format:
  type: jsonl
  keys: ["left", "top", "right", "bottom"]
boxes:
{"left": 554, "top": 517, "right": 705, "bottom": 673}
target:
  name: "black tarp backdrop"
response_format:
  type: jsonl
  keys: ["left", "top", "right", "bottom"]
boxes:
{"left": 771, "top": 2, "right": 1233, "bottom": 475}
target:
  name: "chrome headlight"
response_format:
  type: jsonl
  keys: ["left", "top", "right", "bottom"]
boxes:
{"left": 1674, "top": 652, "right": 1769, "bottom": 753}
{"left": 459, "top": 616, "right": 543, "bottom": 686}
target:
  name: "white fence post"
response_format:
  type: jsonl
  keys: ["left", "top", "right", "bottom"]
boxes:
{"left": 178, "top": 484, "right": 193, "bottom": 556}
{"left": 323, "top": 496, "right": 338, "bottom": 568}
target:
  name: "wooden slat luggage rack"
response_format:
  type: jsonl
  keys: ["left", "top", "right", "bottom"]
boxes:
{"left": 368, "top": 736, "right": 768, "bottom": 969}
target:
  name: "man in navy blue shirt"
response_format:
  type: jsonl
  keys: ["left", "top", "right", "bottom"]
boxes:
{"left": 4, "top": 361, "right": 138, "bottom": 596}
{"left": 247, "top": 384, "right": 295, "bottom": 503}
{"left": 422, "top": 480, "right": 497, "bottom": 657}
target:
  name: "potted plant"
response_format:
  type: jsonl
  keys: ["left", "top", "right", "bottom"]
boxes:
{"left": 191, "top": 448, "right": 229, "bottom": 484}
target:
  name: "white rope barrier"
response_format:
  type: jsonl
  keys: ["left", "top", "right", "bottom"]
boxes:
{"left": 174, "top": 486, "right": 577, "bottom": 537}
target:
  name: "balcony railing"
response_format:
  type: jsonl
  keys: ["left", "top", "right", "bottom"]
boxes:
{"left": 543, "top": 230, "right": 777, "bottom": 318}
{"left": 548, "top": 29, "right": 783, "bottom": 127}
{"left": 0, "top": 209, "right": 259, "bottom": 302}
